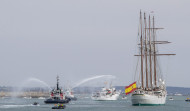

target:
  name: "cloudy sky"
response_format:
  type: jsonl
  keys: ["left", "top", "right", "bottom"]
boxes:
{"left": 0, "top": 0, "right": 189, "bottom": 87}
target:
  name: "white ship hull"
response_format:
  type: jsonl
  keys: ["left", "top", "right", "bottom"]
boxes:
{"left": 91, "top": 93, "right": 120, "bottom": 101}
{"left": 131, "top": 93, "right": 166, "bottom": 106}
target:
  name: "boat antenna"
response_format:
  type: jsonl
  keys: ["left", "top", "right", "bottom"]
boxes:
{"left": 57, "top": 75, "right": 59, "bottom": 90}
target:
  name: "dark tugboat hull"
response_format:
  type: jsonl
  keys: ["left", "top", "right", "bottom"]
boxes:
{"left": 44, "top": 99, "right": 70, "bottom": 104}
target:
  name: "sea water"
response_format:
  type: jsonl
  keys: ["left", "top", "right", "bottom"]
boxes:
{"left": 0, "top": 95, "right": 190, "bottom": 111}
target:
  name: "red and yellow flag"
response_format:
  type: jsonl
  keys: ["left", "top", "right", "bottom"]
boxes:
{"left": 125, "top": 82, "right": 137, "bottom": 95}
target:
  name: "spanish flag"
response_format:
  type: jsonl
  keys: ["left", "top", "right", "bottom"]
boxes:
{"left": 125, "top": 82, "right": 137, "bottom": 95}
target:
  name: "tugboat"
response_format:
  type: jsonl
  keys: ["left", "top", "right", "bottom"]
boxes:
{"left": 44, "top": 76, "right": 70, "bottom": 104}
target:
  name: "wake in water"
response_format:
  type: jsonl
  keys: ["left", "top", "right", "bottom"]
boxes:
{"left": 72, "top": 75, "right": 115, "bottom": 88}
{"left": 0, "top": 104, "right": 39, "bottom": 108}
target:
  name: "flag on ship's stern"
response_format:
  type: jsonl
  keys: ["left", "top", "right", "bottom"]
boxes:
{"left": 125, "top": 82, "right": 137, "bottom": 95}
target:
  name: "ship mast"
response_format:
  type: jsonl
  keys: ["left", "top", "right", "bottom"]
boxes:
{"left": 144, "top": 13, "right": 148, "bottom": 89}
{"left": 140, "top": 11, "right": 144, "bottom": 89}
{"left": 153, "top": 16, "right": 157, "bottom": 87}
{"left": 135, "top": 11, "right": 175, "bottom": 89}
{"left": 148, "top": 15, "right": 153, "bottom": 89}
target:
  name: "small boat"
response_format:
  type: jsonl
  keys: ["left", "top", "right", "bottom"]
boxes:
{"left": 23, "top": 96, "right": 32, "bottom": 99}
{"left": 185, "top": 98, "right": 190, "bottom": 102}
{"left": 38, "top": 97, "right": 46, "bottom": 99}
{"left": 33, "top": 102, "right": 39, "bottom": 105}
{"left": 174, "top": 93, "right": 182, "bottom": 96}
{"left": 122, "top": 96, "right": 127, "bottom": 100}
{"left": 169, "top": 97, "right": 173, "bottom": 100}
{"left": 52, "top": 104, "right": 66, "bottom": 109}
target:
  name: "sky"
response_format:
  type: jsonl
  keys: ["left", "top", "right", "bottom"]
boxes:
{"left": 0, "top": 0, "right": 189, "bottom": 88}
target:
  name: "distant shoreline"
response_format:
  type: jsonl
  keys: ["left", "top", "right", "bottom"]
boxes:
{"left": 1, "top": 86, "right": 190, "bottom": 97}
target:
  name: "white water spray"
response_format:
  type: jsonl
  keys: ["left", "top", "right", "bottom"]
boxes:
{"left": 12, "top": 77, "right": 51, "bottom": 97}
{"left": 25, "top": 78, "right": 51, "bottom": 90}
{"left": 72, "top": 75, "right": 115, "bottom": 89}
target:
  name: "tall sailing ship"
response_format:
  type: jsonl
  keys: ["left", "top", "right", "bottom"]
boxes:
{"left": 131, "top": 11, "right": 175, "bottom": 106}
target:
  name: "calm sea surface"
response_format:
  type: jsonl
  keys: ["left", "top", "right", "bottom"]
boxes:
{"left": 0, "top": 95, "right": 190, "bottom": 111}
